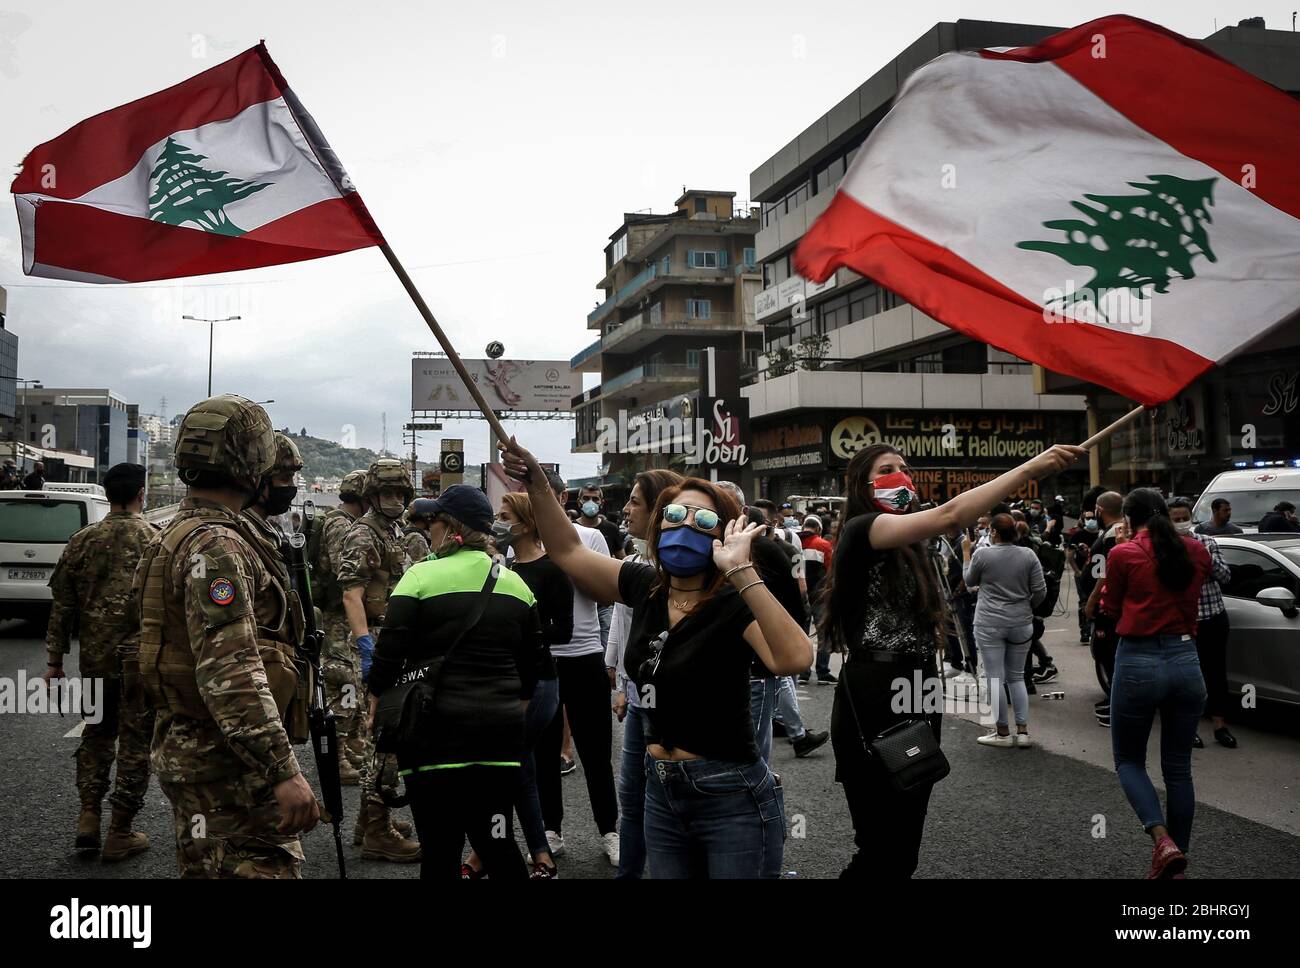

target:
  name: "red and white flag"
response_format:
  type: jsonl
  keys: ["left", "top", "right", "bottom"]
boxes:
{"left": 795, "top": 16, "right": 1300, "bottom": 406}
{"left": 11, "top": 44, "right": 383, "bottom": 283}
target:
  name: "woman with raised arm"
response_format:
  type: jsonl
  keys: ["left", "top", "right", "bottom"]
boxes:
{"left": 499, "top": 438, "right": 812, "bottom": 879}
{"left": 819, "top": 441, "right": 1084, "bottom": 879}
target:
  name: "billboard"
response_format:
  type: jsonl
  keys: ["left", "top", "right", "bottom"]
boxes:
{"left": 411, "top": 358, "right": 579, "bottom": 412}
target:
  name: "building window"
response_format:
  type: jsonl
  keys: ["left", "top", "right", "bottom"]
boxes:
{"left": 743, "top": 247, "right": 756, "bottom": 268}
{"left": 694, "top": 197, "right": 707, "bottom": 215}
{"left": 687, "top": 250, "right": 721, "bottom": 269}
{"left": 687, "top": 299, "right": 711, "bottom": 319}
{"left": 611, "top": 233, "right": 627, "bottom": 266}
{"left": 686, "top": 349, "right": 702, "bottom": 369}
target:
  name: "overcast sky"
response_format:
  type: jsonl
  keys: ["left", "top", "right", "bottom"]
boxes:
{"left": 0, "top": 0, "right": 1287, "bottom": 477}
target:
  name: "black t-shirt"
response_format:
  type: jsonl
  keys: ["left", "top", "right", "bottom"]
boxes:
{"left": 1085, "top": 526, "right": 1121, "bottom": 622}
{"left": 829, "top": 512, "right": 938, "bottom": 658}
{"left": 510, "top": 555, "right": 570, "bottom": 680}
{"left": 619, "top": 559, "right": 758, "bottom": 763}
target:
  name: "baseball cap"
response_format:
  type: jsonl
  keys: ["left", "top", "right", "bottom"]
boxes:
{"left": 421, "top": 484, "right": 494, "bottom": 534}
{"left": 780, "top": 502, "right": 793, "bottom": 510}
{"left": 804, "top": 514, "right": 822, "bottom": 530}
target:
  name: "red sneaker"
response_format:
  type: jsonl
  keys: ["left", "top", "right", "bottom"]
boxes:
{"left": 460, "top": 862, "right": 487, "bottom": 880}
{"left": 1146, "top": 837, "right": 1187, "bottom": 879}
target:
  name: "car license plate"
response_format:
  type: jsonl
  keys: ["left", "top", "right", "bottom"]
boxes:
{"left": 7, "top": 568, "right": 49, "bottom": 581}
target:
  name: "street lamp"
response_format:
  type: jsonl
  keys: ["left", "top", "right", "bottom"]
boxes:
{"left": 11, "top": 378, "right": 42, "bottom": 467}
{"left": 182, "top": 315, "right": 242, "bottom": 396}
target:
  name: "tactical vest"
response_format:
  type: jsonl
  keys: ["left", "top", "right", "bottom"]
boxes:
{"left": 354, "top": 515, "right": 404, "bottom": 621}
{"left": 308, "top": 507, "right": 352, "bottom": 610}
{"left": 138, "top": 512, "right": 309, "bottom": 742}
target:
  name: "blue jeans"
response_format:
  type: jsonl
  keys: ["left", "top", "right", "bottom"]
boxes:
{"left": 643, "top": 755, "right": 785, "bottom": 878}
{"left": 974, "top": 623, "right": 1033, "bottom": 728}
{"left": 615, "top": 703, "right": 648, "bottom": 879}
{"left": 517, "top": 677, "right": 560, "bottom": 859}
{"left": 774, "top": 676, "right": 807, "bottom": 741}
{"left": 1111, "top": 636, "right": 1207, "bottom": 853}
{"left": 750, "top": 678, "right": 776, "bottom": 763}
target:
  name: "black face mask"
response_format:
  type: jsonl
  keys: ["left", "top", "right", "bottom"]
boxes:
{"left": 260, "top": 483, "right": 297, "bottom": 516}
{"left": 491, "top": 521, "right": 516, "bottom": 552}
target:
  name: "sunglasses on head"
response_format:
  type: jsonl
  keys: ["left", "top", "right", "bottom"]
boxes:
{"left": 662, "top": 503, "right": 720, "bottom": 533}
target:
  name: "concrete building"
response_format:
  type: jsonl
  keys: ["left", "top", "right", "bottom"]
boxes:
{"left": 742, "top": 17, "right": 1300, "bottom": 505}
{"left": 17, "top": 387, "right": 130, "bottom": 484}
{"left": 0, "top": 287, "right": 18, "bottom": 431}
{"left": 570, "top": 189, "right": 763, "bottom": 487}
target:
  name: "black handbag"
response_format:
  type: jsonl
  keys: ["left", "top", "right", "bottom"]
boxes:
{"left": 842, "top": 654, "right": 951, "bottom": 794}
{"left": 372, "top": 560, "right": 501, "bottom": 757}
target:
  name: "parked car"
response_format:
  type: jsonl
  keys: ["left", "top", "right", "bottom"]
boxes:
{"left": 1092, "top": 533, "right": 1300, "bottom": 708}
{"left": 1191, "top": 468, "right": 1300, "bottom": 533}
{"left": 0, "top": 484, "right": 109, "bottom": 626}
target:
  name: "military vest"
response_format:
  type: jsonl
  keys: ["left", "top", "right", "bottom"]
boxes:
{"left": 354, "top": 514, "right": 405, "bottom": 621}
{"left": 138, "top": 509, "right": 308, "bottom": 740}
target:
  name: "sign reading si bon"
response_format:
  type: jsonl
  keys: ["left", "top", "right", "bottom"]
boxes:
{"left": 412, "top": 358, "right": 579, "bottom": 412}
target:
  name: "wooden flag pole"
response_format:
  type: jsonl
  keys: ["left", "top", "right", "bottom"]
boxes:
{"left": 1079, "top": 404, "right": 1147, "bottom": 450}
{"left": 379, "top": 241, "right": 512, "bottom": 446}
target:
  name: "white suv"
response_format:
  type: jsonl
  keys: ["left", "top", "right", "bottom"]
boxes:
{"left": 1192, "top": 468, "right": 1300, "bottom": 533}
{"left": 0, "top": 483, "right": 110, "bottom": 625}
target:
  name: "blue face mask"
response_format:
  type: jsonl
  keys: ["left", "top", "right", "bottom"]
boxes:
{"left": 1085, "top": 519, "right": 1099, "bottom": 531}
{"left": 657, "top": 525, "right": 716, "bottom": 577}
{"left": 581, "top": 500, "right": 599, "bottom": 518}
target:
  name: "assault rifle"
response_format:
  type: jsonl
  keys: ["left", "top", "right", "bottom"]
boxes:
{"left": 285, "top": 502, "right": 347, "bottom": 879}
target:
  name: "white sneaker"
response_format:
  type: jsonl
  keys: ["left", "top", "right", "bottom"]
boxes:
{"left": 601, "top": 831, "right": 620, "bottom": 867}
{"left": 953, "top": 672, "right": 976, "bottom": 684}
{"left": 942, "top": 663, "right": 963, "bottom": 678}
{"left": 545, "top": 830, "right": 566, "bottom": 857}
{"left": 1015, "top": 732, "right": 1034, "bottom": 748}
{"left": 977, "top": 731, "right": 1015, "bottom": 748}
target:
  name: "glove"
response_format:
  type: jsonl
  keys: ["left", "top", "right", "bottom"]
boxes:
{"left": 356, "top": 634, "right": 375, "bottom": 684}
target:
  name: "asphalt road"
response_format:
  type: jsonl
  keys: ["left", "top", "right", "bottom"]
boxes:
{"left": 2, "top": 600, "right": 1298, "bottom": 880}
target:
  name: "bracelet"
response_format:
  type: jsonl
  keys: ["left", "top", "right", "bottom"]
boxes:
{"left": 736, "top": 578, "right": 765, "bottom": 595}
{"left": 724, "top": 563, "right": 756, "bottom": 580}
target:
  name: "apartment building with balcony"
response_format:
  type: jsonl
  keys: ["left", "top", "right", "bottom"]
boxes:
{"left": 571, "top": 189, "right": 763, "bottom": 484}
{"left": 743, "top": 19, "right": 1096, "bottom": 505}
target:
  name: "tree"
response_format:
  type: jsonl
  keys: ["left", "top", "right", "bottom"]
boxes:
{"left": 767, "top": 346, "right": 797, "bottom": 377}
{"left": 1017, "top": 174, "right": 1218, "bottom": 319}
{"left": 148, "top": 137, "right": 271, "bottom": 236}
{"left": 797, "top": 334, "right": 831, "bottom": 371}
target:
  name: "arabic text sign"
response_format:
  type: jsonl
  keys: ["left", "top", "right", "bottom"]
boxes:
{"left": 411, "top": 359, "right": 579, "bottom": 412}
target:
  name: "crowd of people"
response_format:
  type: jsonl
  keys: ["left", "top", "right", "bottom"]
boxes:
{"left": 39, "top": 392, "right": 1247, "bottom": 881}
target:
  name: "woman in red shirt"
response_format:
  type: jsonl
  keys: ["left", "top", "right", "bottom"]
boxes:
{"left": 1100, "top": 488, "right": 1210, "bottom": 879}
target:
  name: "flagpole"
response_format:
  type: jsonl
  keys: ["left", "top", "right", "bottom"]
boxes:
{"left": 377, "top": 242, "right": 512, "bottom": 446}
{"left": 1078, "top": 404, "right": 1147, "bottom": 450}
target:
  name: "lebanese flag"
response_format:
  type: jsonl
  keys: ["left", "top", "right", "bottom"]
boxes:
{"left": 795, "top": 15, "right": 1300, "bottom": 406}
{"left": 11, "top": 44, "right": 383, "bottom": 283}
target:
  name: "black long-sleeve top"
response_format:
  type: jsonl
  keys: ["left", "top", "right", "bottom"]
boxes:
{"left": 509, "top": 555, "right": 571, "bottom": 679}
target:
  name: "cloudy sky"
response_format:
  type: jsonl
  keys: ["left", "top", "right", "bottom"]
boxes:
{"left": 0, "top": 0, "right": 1283, "bottom": 476}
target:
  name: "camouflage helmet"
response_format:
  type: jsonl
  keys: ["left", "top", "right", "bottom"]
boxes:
{"left": 364, "top": 457, "right": 413, "bottom": 500}
{"left": 173, "top": 394, "right": 275, "bottom": 493}
{"left": 339, "top": 469, "right": 368, "bottom": 499}
{"left": 266, "top": 432, "right": 304, "bottom": 480}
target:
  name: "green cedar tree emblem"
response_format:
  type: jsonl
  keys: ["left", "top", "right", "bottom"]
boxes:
{"left": 148, "top": 137, "right": 271, "bottom": 236}
{"left": 886, "top": 488, "right": 910, "bottom": 511}
{"left": 1017, "top": 174, "right": 1218, "bottom": 320}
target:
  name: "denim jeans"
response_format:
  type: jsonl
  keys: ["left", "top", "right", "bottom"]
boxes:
{"left": 517, "top": 677, "right": 559, "bottom": 858}
{"left": 974, "top": 623, "right": 1033, "bottom": 728}
{"left": 773, "top": 676, "right": 807, "bottom": 741}
{"left": 615, "top": 703, "right": 648, "bottom": 879}
{"left": 750, "top": 677, "right": 777, "bottom": 763}
{"left": 1111, "top": 635, "right": 1207, "bottom": 853}
{"left": 643, "top": 754, "right": 785, "bottom": 878}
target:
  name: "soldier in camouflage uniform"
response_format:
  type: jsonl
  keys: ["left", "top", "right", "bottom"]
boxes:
{"left": 135, "top": 395, "right": 319, "bottom": 878}
{"left": 339, "top": 457, "right": 421, "bottom": 862}
{"left": 44, "top": 462, "right": 157, "bottom": 861}
{"left": 401, "top": 502, "right": 432, "bottom": 564}
{"left": 311, "top": 468, "right": 368, "bottom": 784}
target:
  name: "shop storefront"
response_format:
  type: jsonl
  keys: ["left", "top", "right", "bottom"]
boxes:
{"left": 749, "top": 408, "right": 1088, "bottom": 506}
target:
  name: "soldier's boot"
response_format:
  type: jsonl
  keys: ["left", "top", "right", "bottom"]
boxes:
{"left": 101, "top": 810, "right": 150, "bottom": 863}
{"left": 391, "top": 817, "right": 413, "bottom": 838}
{"left": 345, "top": 737, "right": 365, "bottom": 768}
{"left": 338, "top": 753, "right": 360, "bottom": 786}
{"left": 75, "top": 805, "right": 102, "bottom": 850}
{"left": 350, "top": 806, "right": 406, "bottom": 844}
{"left": 360, "top": 804, "right": 421, "bottom": 863}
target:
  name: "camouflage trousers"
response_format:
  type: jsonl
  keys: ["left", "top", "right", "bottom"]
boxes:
{"left": 159, "top": 774, "right": 305, "bottom": 879}
{"left": 359, "top": 623, "right": 400, "bottom": 808}
{"left": 76, "top": 674, "right": 155, "bottom": 817}
{"left": 320, "top": 609, "right": 363, "bottom": 755}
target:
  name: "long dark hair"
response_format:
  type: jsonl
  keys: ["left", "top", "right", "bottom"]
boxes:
{"left": 1123, "top": 487, "right": 1193, "bottom": 589}
{"left": 819, "top": 443, "right": 943, "bottom": 650}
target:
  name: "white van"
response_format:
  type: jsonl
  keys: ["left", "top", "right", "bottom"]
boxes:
{"left": 0, "top": 484, "right": 110, "bottom": 624}
{"left": 1191, "top": 468, "right": 1300, "bottom": 533}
